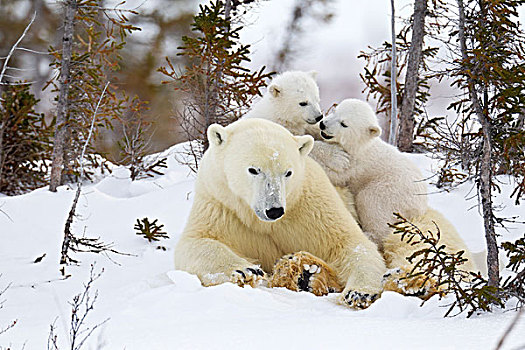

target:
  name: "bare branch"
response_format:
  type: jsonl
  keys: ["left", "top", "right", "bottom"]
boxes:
{"left": 494, "top": 307, "right": 523, "bottom": 350}
{"left": 0, "top": 11, "right": 36, "bottom": 88}
{"left": 0, "top": 276, "right": 17, "bottom": 336}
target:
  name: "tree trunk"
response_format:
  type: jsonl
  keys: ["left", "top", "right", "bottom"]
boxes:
{"left": 397, "top": 0, "right": 427, "bottom": 152}
{"left": 49, "top": 0, "right": 77, "bottom": 192}
{"left": 0, "top": 121, "right": 5, "bottom": 189}
{"left": 457, "top": 0, "right": 499, "bottom": 287}
{"left": 389, "top": 0, "right": 398, "bottom": 146}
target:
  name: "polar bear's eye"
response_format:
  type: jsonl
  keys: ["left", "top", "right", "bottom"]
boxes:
{"left": 248, "top": 167, "right": 260, "bottom": 175}
{"left": 285, "top": 170, "right": 293, "bottom": 177}
{"left": 299, "top": 102, "right": 308, "bottom": 107}
{"left": 340, "top": 122, "right": 348, "bottom": 128}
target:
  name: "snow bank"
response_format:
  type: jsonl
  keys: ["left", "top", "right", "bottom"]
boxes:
{"left": 0, "top": 144, "right": 523, "bottom": 349}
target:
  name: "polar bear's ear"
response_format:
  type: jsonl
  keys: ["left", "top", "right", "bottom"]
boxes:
{"left": 368, "top": 125, "right": 381, "bottom": 138}
{"left": 207, "top": 124, "right": 228, "bottom": 147}
{"left": 307, "top": 70, "right": 318, "bottom": 80}
{"left": 296, "top": 135, "right": 314, "bottom": 157}
{"left": 269, "top": 84, "right": 281, "bottom": 97}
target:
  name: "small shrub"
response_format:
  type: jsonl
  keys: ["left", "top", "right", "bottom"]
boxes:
{"left": 134, "top": 217, "right": 169, "bottom": 242}
{"left": 390, "top": 213, "right": 506, "bottom": 317}
{"left": 0, "top": 84, "right": 53, "bottom": 195}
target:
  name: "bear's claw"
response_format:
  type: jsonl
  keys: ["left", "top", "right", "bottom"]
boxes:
{"left": 342, "top": 290, "right": 379, "bottom": 309}
{"left": 382, "top": 267, "right": 440, "bottom": 300}
{"left": 231, "top": 266, "right": 265, "bottom": 288}
{"left": 297, "top": 264, "right": 320, "bottom": 292}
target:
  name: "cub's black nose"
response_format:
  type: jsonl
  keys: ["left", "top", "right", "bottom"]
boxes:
{"left": 266, "top": 207, "right": 284, "bottom": 220}
{"left": 315, "top": 115, "right": 323, "bottom": 122}
{"left": 319, "top": 121, "right": 326, "bottom": 130}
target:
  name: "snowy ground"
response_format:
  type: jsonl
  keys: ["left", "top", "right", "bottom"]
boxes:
{"left": 0, "top": 145, "right": 524, "bottom": 350}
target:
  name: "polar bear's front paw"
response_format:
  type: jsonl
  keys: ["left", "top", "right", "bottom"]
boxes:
{"left": 382, "top": 267, "right": 440, "bottom": 300}
{"left": 268, "top": 251, "right": 342, "bottom": 296}
{"left": 341, "top": 290, "right": 379, "bottom": 309}
{"left": 231, "top": 266, "right": 265, "bottom": 288}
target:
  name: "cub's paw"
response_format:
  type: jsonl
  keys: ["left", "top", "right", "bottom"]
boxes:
{"left": 231, "top": 266, "right": 265, "bottom": 288}
{"left": 268, "top": 251, "right": 342, "bottom": 296}
{"left": 341, "top": 290, "right": 379, "bottom": 309}
{"left": 382, "top": 267, "right": 440, "bottom": 300}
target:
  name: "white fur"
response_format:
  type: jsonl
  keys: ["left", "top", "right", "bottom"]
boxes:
{"left": 313, "top": 99, "right": 476, "bottom": 272}
{"left": 174, "top": 118, "right": 387, "bottom": 308}
{"left": 245, "top": 71, "right": 323, "bottom": 136}
{"left": 245, "top": 71, "right": 358, "bottom": 220}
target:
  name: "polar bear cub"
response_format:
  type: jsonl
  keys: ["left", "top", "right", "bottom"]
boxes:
{"left": 314, "top": 99, "right": 476, "bottom": 275}
{"left": 174, "top": 118, "right": 387, "bottom": 309}
{"left": 244, "top": 70, "right": 323, "bottom": 136}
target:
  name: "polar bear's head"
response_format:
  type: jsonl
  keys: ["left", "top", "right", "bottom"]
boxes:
{"left": 206, "top": 119, "right": 314, "bottom": 222}
{"left": 267, "top": 71, "right": 323, "bottom": 127}
{"left": 319, "top": 99, "right": 381, "bottom": 151}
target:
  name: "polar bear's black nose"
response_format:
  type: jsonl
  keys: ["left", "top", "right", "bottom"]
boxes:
{"left": 319, "top": 121, "right": 326, "bottom": 130}
{"left": 266, "top": 207, "right": 284, "bottom": 220}
{"left": 315, "top": 115, "right": 323, "bottom": 122}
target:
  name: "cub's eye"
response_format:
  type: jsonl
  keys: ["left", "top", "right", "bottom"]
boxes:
{"left": 299, "top": 102, "right": 308, "bottom": 107}
{"left": 340, "top": 122, "right": 348, "bottom": 128}
{"left": 248, "top": 167, "right": 260, "bottom": 175}
{"left": 285, "top": 170, "right": 293, "bottom": 177}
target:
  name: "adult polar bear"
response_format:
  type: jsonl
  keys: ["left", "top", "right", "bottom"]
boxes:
{"left": 315, "top": 99, "right": 477, "bottom": 277}
{"left": 174, "top": 118, "right": 387, "bottom": 309}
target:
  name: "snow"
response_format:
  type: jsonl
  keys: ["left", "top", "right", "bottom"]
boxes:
{"left": 0, "top": 143, "right": 523, "bottom": 349}
{"left": 1, "top": 2, "right": 524, "bottom": 347}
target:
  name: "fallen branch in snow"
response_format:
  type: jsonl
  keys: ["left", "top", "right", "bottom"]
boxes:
{"left": 11, "top": 275, "right": 71, "bottom": 289}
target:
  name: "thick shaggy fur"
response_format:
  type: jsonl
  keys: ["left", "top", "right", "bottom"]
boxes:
{"left": 314, "top": 99, "right": 476, "bottom": 277}
{"left": 245, "top": 71, "right": 323, "bottom": 136}
{"left": 174, "top": 118, "right": 386, "bottom": 308}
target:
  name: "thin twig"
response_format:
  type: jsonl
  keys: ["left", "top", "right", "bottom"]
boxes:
{"left": 495, "top": 307, "right": 523, "bottom": 350}
{"left": 0, "top": 12, "right": 36, "bottom": 86}
{"left": 0, "top": 202, "right": 13, "bottom": 222}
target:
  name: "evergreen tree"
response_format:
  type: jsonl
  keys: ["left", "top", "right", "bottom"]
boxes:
{"left": 450, "top": 0, "right": 525, "bottom": 287}
{"left": 159, "top": 0, "right": 272, "bottom": 171}
{"left": 48, "top": 0, "right": 141, "bottom": 191}
{"left": 0, "top": 84, "right": 53, "bottom": 195}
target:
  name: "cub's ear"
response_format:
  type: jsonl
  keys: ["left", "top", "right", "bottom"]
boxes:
{"left": 269, "top": 84, "right": 281, "bottom": 97}
{"left": 369, "top": 125, "right": 382, "bottom": 138}
{"left": 307, "top": 70, "right": 318, "bottom": 80}
{"left": 296, "top": 135, "right": 314, "bottom": 157}
{"left": 207, "top": 124, "right": 228, "bottom": 147}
